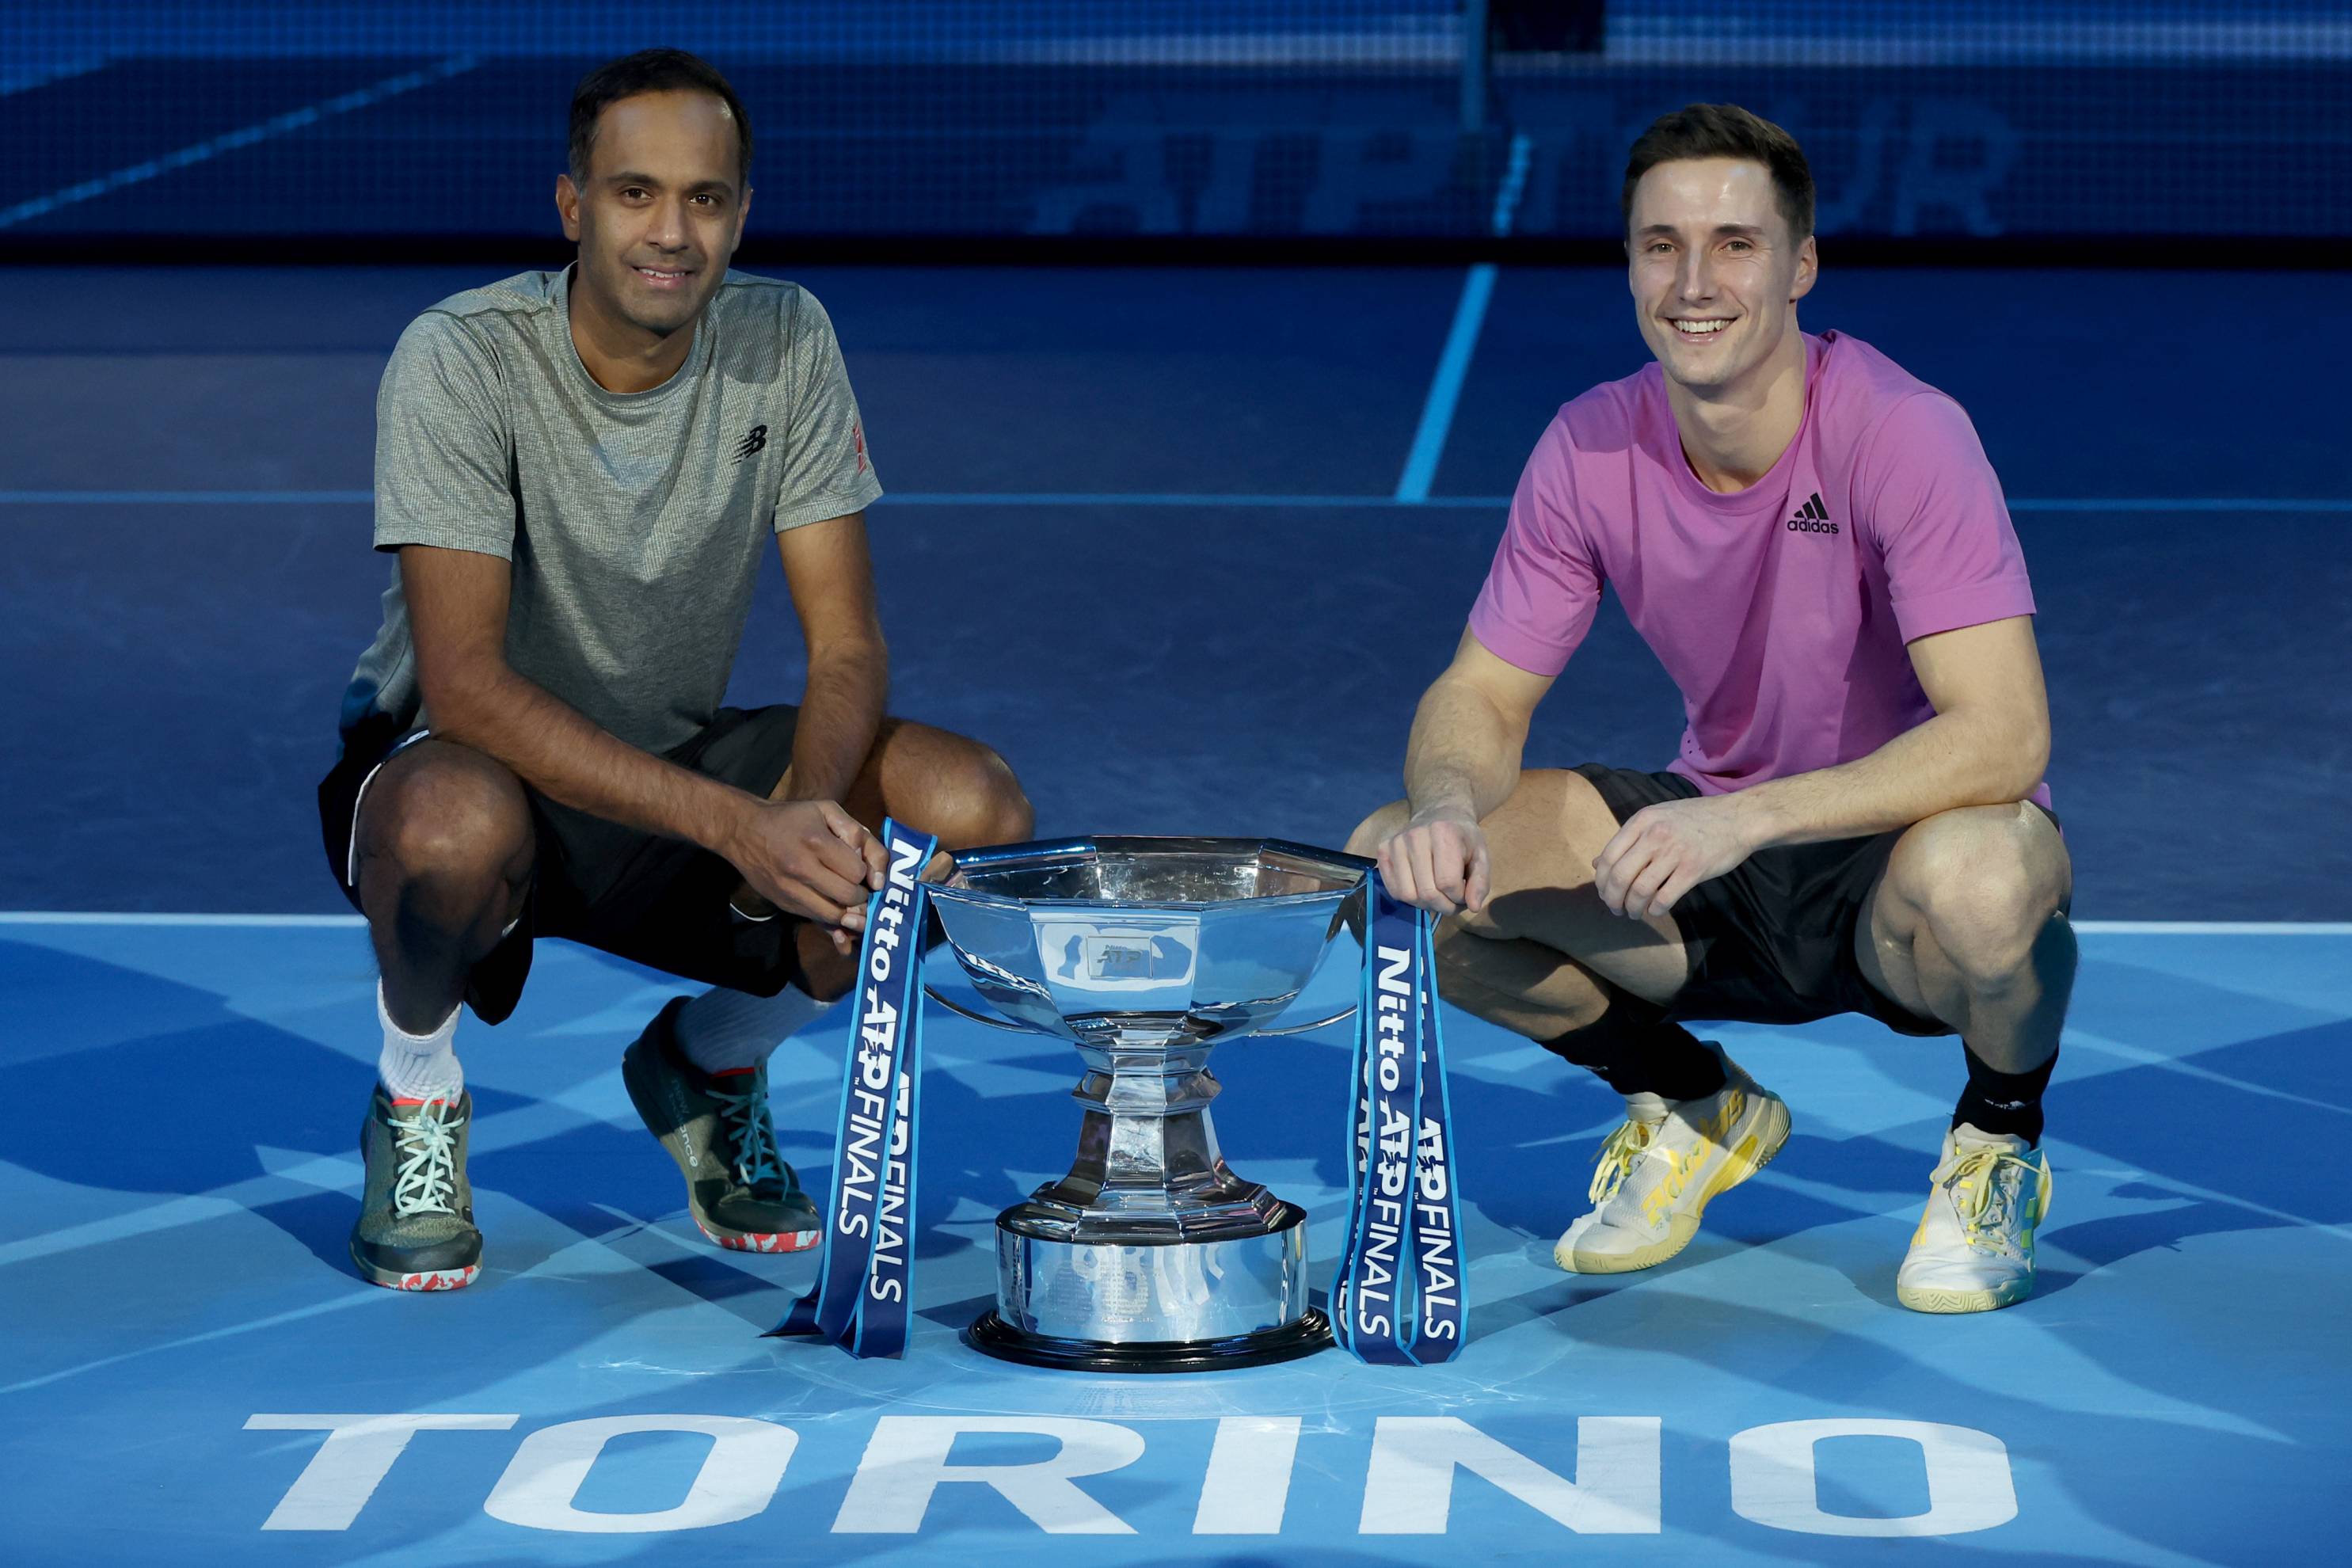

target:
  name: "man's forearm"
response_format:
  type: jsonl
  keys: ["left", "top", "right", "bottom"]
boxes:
{"left": 772, "top": 641, "right": 889, "bottom": 805}
{"left": 1403, "top": 675, "right": 1526, "bottom": 823}
{"left": 431, "top": 668, "right": 756, "bottom": 853}
{"left": 1733, "top": 706, "right": 2047, "bottom": 850}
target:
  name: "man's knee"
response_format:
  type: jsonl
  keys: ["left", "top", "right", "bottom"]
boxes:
{"left": 356, "top": 747, "right": 533, "bottom": 920}
{"left": 905, "top": 736, "right": 1033, "bottom": 850}
{"left": 1344, "top": 799, "right": 1410, "bottom": 858}
{"left": 795, "top": 925, "right": 860, "bottom": 1003}
{"left": 1431, "top": 908, "right": 1515, "bottom": 976}
{"left": 1430, "top": 912, "right": 1610, "bottom": 1035}
{"left": 1891, "top": 805, "right": 2071, "bottom": 984}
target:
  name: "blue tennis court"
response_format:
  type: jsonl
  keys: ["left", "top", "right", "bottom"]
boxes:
{"left": 4, "top": 5, "right": 2350, "bottom": 1564}
{"left": 6, "top": 915, "right": 2348, "bottom": 1562}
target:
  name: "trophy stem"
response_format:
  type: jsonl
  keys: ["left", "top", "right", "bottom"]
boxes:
{"left": 1011, "top": 1058, "right": 1285, "bottom": 1237}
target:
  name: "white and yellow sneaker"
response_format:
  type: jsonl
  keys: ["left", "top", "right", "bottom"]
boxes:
{"left": 1896, "top": 1123, "right": 2052, "bottom": 1314}
{"left": 1554, "top": 1053, "right": 1791, "bottom": 1274}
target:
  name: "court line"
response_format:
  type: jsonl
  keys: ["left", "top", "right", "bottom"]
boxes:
{"left": 0, "top": 912, "right": 367, "bottom": 927}
{"left": 2065, "top": 1027, "right": 2352, "bottom": 1118}
{"left": 1393, "top": 272, "right": 1498, "bottom": 504}
{"left": 2, "top": 490, "right": 2348, "bottom": 513}
{"left": 0, "top": 59, "right": 103, "bottom": 98}
{"left": 1394, "top": 131, "right": 1532, "bottom": 502}
{"left": 4, "top": 912, "right": 2348, "bottom": 931}
{"left": 0, "top": 56, "right": 478, "bottom": 230}
{"left": 2070, "top": 921, "right": 2352, "bottom": 935}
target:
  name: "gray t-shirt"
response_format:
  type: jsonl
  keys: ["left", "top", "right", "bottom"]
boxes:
{"left": 338, "top": 265, "right": 884, "bottom": 757}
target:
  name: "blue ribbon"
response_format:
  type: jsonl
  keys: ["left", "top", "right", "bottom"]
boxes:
{"left": 770, "top": 817, "right": 938, "bottom": 1357}
{"left": 1406, "top": 911, "right": 1465, "bottom": 1361}
{"left": 1330, "top": 871, "right": 1467, "bottom": 1365}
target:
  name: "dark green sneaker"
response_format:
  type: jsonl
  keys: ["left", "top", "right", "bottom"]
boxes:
{"left": 622, "top": 998, "right": 822, "bottom": 1253}
{"left": 349, "top": 1087, "right": 481, "bottom": 1291}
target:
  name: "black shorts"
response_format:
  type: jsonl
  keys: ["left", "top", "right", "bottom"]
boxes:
{"left": 1574, "top": 764, "right": 2057, "bottom": 1040}
{"left": 318, "top": 706, "right": 809, "bottom": 1026}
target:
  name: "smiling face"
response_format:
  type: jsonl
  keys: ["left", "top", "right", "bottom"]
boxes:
{"left": 1626, "top": 156, "right": 1817, "bottom": 398}
{"left": 557, "top": 89, "right": 749, "bottom": 341}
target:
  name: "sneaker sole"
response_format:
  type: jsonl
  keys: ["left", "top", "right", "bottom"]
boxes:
{"left": 1896, "top": 1277, "right": 2035, "bottom": 1314}
{"left": 1557, "top": 1090, "right": 1793, "bottom": 1275}
{"left": 349, "top": 1239, "right": 480, "bottom": 1292}
{"left": 699, "top": 1220, "right": 823, "bottom": 1254}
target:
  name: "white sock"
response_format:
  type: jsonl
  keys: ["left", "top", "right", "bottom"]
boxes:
{"left": 378, "top": 982, "right": 464, "bottom": 1103}
{"left": 675, "top": 984, "right": 836, "bottom": 1075}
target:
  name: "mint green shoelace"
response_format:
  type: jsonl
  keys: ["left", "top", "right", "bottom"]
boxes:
{"left": 391, "top": 1104, "right": 462, "bottom": 1218}
{"left": 713, "top": 1080, "right": 784, "bottom": 1191}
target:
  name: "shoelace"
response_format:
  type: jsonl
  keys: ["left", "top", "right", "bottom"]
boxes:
{"left": 1935, "top": 1142, "right": 2042, "bottom": 1258}
{"left": 1588, "top": 1117, "right": 1663, "bottom": 1206}
{"left": 712, "top": 1077, "right": 785, "bottom": 1192}
{"left": 390, "top": 1102, "right": 462, "bottom": 1218}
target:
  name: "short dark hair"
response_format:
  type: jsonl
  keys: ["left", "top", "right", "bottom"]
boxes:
{"left": 1622, "top": 104, "right": 1813, "bottom": 242}
{"left": 568, "top": 49, "right": 752, "bottom": 186}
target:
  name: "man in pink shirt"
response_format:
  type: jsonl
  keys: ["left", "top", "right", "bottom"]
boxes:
{"left": 1349, "top": 105, "right": 2074, "bottom": 1314}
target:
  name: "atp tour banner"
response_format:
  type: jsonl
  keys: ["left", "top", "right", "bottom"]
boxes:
{"left": 13, "top": 51, "right": 2338, "bottom": 242}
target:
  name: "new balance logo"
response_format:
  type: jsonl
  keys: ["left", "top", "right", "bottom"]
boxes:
{"left": 1787, "top": 492, "right": 1838, "bottom": 535}
{"left": 733, "top": 424, "right": 768, "bottom": 463}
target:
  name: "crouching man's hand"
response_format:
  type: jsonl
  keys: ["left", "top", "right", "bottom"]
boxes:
{"left": 721, "top": 799, "right": 886, "bottom": 954}
{"left": 1375, "top": 803, "right": 1492, "bottom": 918}
{"left": 1591, "top": 794, "right": 1759, "bottom": 919}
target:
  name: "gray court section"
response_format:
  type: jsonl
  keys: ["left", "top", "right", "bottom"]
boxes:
{"left": 347, "top": 266, "right": 882, "bottom": 755}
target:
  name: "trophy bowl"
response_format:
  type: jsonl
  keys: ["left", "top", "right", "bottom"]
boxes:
{"left": 924, "top": 836, "right": 1369, "bottom": 1372}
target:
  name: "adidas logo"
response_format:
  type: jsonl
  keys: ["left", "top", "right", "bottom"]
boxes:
{"left": 1787, "top": 492, "right": 1838, "bottom": 535}
{"left": 732, "top": 424, "right": 768, "bottom": 463}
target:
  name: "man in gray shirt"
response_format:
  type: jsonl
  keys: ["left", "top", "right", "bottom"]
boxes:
{"left": 318, "top": 50, "right": 1032, "bottom": 1290}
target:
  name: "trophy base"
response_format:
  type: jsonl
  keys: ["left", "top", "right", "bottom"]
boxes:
{"left": 963, "top": 1307, "right": 1331, "bottom": 1373}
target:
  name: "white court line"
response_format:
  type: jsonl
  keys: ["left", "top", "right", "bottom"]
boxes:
{"left": 0, "top": 59, "right": 103, "bottom": 97}
{"left": 0, "top": 912, "right": 366, "bottom": 927}
{"left": 2, "top": 912, "right": 2347, "bottom": 931}
{"left": 2065, "top": 1027, "right": 2352, "bottom": 1118}
{"left": 0, "top": 1288, "right": 389, "bottom": 1399}
{"left": 1393, "top": 131, "right": 1532, "bottom": 502}
{"left": 0, "top": 56, "right": 477, "bottom": 230}
{"left": 1, "top": 490, "right": 2347, "bottom": 513}
{"left": 2071, "top": 921, "right": 2352, "bottom": 935}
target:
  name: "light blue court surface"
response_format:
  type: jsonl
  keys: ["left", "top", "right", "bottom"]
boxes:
{"left": 3, "top": 919, "right": 2345, "bottom": 1566}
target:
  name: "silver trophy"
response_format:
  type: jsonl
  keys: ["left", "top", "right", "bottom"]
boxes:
{"left": 924, "top": 836, "right": 1369, "bottom": 1372}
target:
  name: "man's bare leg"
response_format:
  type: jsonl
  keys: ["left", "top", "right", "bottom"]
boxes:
{"left": 345, "top": 739, "right": 530, "bottom": 1289}
{"left": 1349, "top": 768, "right": 1790, "bottom": 1275}
{"left": 1349, "top": 770, "right": 1743, "bottom": 1107}
{"left": 1347, "top": 768, "right": 1691, "bottom": 1035}
{"left": 794, "top": 717, "right": 1033, "bottom": 999}
{"left": 353, "top": 740, "right": 535, "bottom": 1033}
{"left": 1349, "top": 767, "right": 1735, "bottom": 1103}
{"left": 1858, "top": 801, "right": 2076, "bottom": 1087}
{"left": 1856, "top": 801, "right": 2073, "bottom": 1313}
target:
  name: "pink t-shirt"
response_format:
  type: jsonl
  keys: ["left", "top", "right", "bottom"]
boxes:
{"left": 1470, "top": 330, "right": 2046, "bottom": 803}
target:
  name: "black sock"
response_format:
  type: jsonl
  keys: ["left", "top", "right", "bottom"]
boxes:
{"left": 1542, "top": 999, "right": 1726, "bottom": 1102}
{"left": 1953, "top": 1041, "right": 2057, "bottom": 1147}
